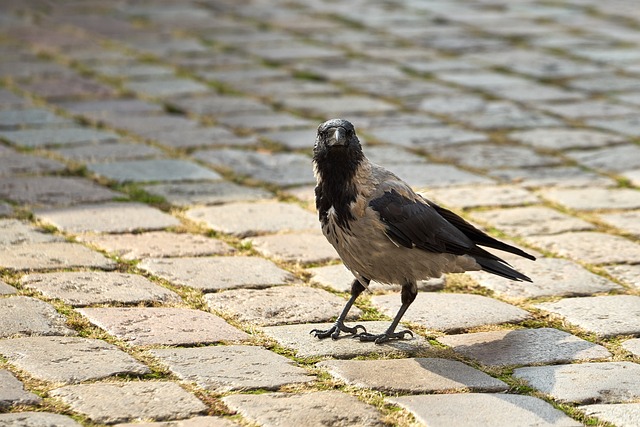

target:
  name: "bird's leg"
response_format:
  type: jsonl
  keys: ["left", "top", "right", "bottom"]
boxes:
{"left": 358, "top": 281, "right": 417, "bottom": 344}
{"left": 310, "top": 278, "right": 369, "bottom": 340}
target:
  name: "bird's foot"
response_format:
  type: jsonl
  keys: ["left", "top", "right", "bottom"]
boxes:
{"left": 356, "top": 329, "right": 413, "bottom": 344}
{"left": 310, "top": 321, "right": 367, "bottom": 340}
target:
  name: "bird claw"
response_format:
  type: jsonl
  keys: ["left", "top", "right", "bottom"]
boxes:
{"left": 356, "top": 329, "right": 413, "bottom": 344}
{"left": 310, "top": 322, "right": 367, "bottom": 340}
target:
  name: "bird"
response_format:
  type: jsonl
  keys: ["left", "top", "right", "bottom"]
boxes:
{"left": 310, "top": 118, "right": 535, "bottom": 344}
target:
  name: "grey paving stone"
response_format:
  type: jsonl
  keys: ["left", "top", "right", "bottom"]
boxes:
{"left": 123, "top": 79, "right": 210, "bottom": 98}
{"left": 526, "top": 232, "right": 640, "bottom": 265}
{"left": 103, "top": 115, "right": 200, "bottom": 136}
{"left": 83, "top": 231, "right": 234, "bottom": 260}
{"left": 17, "top": 75, "right": 116, "bottom": 102}
{"left": 194, "top": 149, "right": 314, "bottom": 186}
{"left": 0, "top": 412, "right": 81, "bottom": 427}
{"left": 318, "top": 358, "right": 507, "bottom": 393}
{"left": 534, "top": 295, "right": 640, "bottom": 337}
{"left": 0, "top": 202, "right": 13, "bottom": 217}
{"left": 598, "top": 211, "right": 640, "bottom": 237}
{"left": 78, "top": 307, "right": 249, "bottom": 346}
{"left": 281, "top": 95, "right": 396, "bottom": 116}
{"left": 0, "top": 280, "right": 16, "bottom": 295}
{"left": 418, "top": 94, "right": 490, "bottom": 115}
{"left": 566, "top": 144, "right": 640, "bottom": 173}
{"left": 437, "top": 143, "right": 562, "bottom": 170}
{"left": 0, "top": 369, "right": 42, "bottom": 408}
{"left": 261, "top": 321, "right": 431, "bottom": 359}
{"left": 438, "top": 328, "right": 611, "bottom": 367}
{"left": 589, "top": 116, "right": 640, "bottom": 136}
{"left": 0, "top": 296, "right": 75, "bottom": 338}
{"left": 138, "top": 256, "right": 296, "bottom": 292}
{"left": 149, "top": 345, "right": 312, "bottom": 392}
{"left": 204, "top": 286, "right": 362, "bottom": 326}
{"left": 88, "top": 159, "right": 221, "bottom": 183}
{"left": 53, "top": 141, "right": 163, "bottom": 162}
{"left": 538, "top": 100, "right": 638, "bottom": 119}
{"left": 569, "top": 75, "right": 640, "bottom": 93}
{"left": 0, "top": 219, "right": 62, "bottom": 246}
{"left": 0, "top": 176, "right": 123, "bottom": 207}
{"left": 490, "top": 166, "right": 615, "bottom": 188}
{"left": 21, "top": 271, "right": 180, "bottom": 307}
{"left": 468, "top": 257, "right": 620, "bottom": 299}
{"left": 371, "top": 293, "right": 530, "bottom": 333}
{"left": 0, "top": 242, "right": 116, "bottom": 271}
{"left": 50, "top": 382, "right": 208, "bottom": 425}
{"left": 0, "top": 149, "right": 66, "bottom": 176}
{"left": 458, "top": 102, "right": 563, "bottom": 129}
{"left": 579, "top": 403, "right": 640, "bottom": 427}
{"left": 167, "top": 95, "right": 272, "bottom": 117}
{"left": 0, "top": 336, "right": 150, "bottom": 384}
{"left": 0, "top": 108, "right": 74, "bottom": 130}
{"left": 508, "top": 128, "right": 626, "bottom": 150}
{"left": 490, "top": 83, "right": 584, "bottom": 103}
{"left": 245, "top": 43, "right": 343, "bottom": 62}
{"left": 93, "top": 63, "right": 175, "bottom": 79}
{"left": 388, "top": 393, "right": 581, "bottom": 427}
{"left": 185, "top": 202, "right": 317, "bottom": 237}
{"left": 469, "top": 206, "right": 595, "bottom": 237}
{"left": 424, "top": 185, "right": 538, "bottom": 209}
{"left": 143, "top": 181, "right": 273, "bottom": 207}
{"left": 539, "top": 187, "right": 640, "bottom": 211}
{"left": 604, "top": 264, "right": 640, "bottom": 289}
{"left": 114, "top": 417, "right": 238, "bottom": 427}
{"left": 306, "top": 263, "right": 445, "bottom": 294}
{"left": 390, "top": 163, "right": 493, "bottom": 189}
{"left": 625, "top": 169, "right": 640, "bottom": 186}
{"left": 262, "top": 128, "right": 320, "bottom": 150}
{"left": 514, "top": 362, "right": 640, "bottom": 404}
{"left": 0, "top": 127, "right": 119, "bottom": 148}
{"left": 364, "top": 146, "right": 429, "bottom": 166}
{"left": 223, "top": 391, "right": 384, "bottom": 427}
{"left": 216, "top": 111, "right": 313, "bottom": 132}
{"left": 247, "top": 233, "right": 338, "bottom": 264}
{"left": 35, "top": 202, "right": 180, "bottom": 234}
{"left": 622, "top": 338, "right": 640, "bottom": 357}
{"left": 144, "top": 127, "right": 257, "bottom": 149}
{"left": 57, "top": 99, "right": 164, "bottom": 119}
{"left": 366, "top": 124, "right": 488, "bottom": 149}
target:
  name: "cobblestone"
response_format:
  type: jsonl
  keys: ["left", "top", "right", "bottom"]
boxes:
{"left": 579, "top": 403, "right": 640, "bottom": 427}
{"left": 0, "top": 296, "right": 75, "bottom": 338}
{"left": 88, "top": 159, "right": 221, "bottom": 183}
{"left": 0, "top": 412, "right": 81, "bottom": 427}
{"left": 0, "top": 127, "right": 119, "bottom": 148}
{"left": 0, "top": 370, "right": 42, "bottom": 408}
{"left": 0, "top": 242, "right": 116, "bottom": 271}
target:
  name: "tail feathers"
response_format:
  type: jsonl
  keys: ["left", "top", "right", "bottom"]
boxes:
{"left": 475, "top": 256, "right": 532, "bottom": 282}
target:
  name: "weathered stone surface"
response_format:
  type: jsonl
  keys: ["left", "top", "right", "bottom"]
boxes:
{"left": 281, "top": 95, "right": 396, "bottom": 116}
{"left": 539, "top": 187, "right": 640, "bottom": 211}
{"left": 83, "top": 231, "right": 234, "bottom": 260}
{"left": 0, "top": 127, "right": 118, "bottom": 148}
{"left": 566, "top": 144, "right": 640, "bottom": 174}
{"left": 185, "top": 202, "right": 317, "bottom": 237}
{"left": 598, "top": 211, "right": 640, "bottom": 237}
{"left": 622, "top": 338, "right": 640, "bottom": 357}
{"left": 53, "top": 141, "right": 163, "bottom": 162}
{"left": 143, "top": 181, "right": 273, "bottom": 206}
{"left": 604, "top": 264, "right": 640, "bottom": 289}
{"left": 508, "top": 128, "right": 626, "bottom": 151}
{"left": 0, "top": 369, "right": 42, "bottom": 408}
{"left": 262, "top": 128, "right": 318, "bottom": 150}
{"left": 0, "top": 176, "right": 122, "bottom": 207}
{"left": 50, "top": 382, "right": 207, "bottom": 424}
{"left": 539, "top": 101, "right": 637, "bottom": 119}
{"left": 21, "top": 271, "right": 180, "bottom": 306}
{"left": 469, "top": 206, "right": 595, "bottom": 237}
{"left": 526, "top": 232, "right": 640, "bottom": 265}
{"left": 204, "top": 286, "right": 361, "bottom": 326}
{"left": 138, "top": 256, "right": 296, "bottom": 291}
{"left": 167, "top": 95, "right": 271, "bottom": 117}
{"left": 215, "top": 111, "right": 313, "bottom": 132}
{"left": 114, "top": 417, "right": 238, "bottom": 427}
{"left": 388, "top": 393, "right": 581, "bottom": 427}
{"left": 247, "top": 233, "right": 337, "bottom": 263}
{"left": 0, "top": 336, "right": 150, "bottom": 384}
{"left": 534, "top": 295, "right": 640, "bottom": 337}
{"left": 437, "top": 142, "right": 562, "bottom": 169}
{"left": 77, "top": 307, "right": 249, "bottom": 345}
{"left": 145, "top": 127, "right": 257, "bottom": 149}
{"left": 423, "top": 185, "right": 538, "bottom": 209}
{"left": 0, "top": 280, "right": 16, "bottom": 295}
{"left": 579, "top": 403, "right": 640, "bottom": 427}
{"left": 367, "top": 124, "right": 488, "bottom": 149}
{"left": 0, "top": 219, "right": 62, "bottom": 246}
{"left": 35, "top": 202, "right": 180, "bottom": 234}
{"left": 261, "top": 321, "right": 430, "bottom": 359}
{"left": 223, "top": 391, "right": 384, "bottom": 427}
{"left": 0, "top": 149, "right": 66, "bottom": 176}
{"left": 306, "top": 263, "right": 445, "bottom": 293}
{"left": 318, "top": 358, "right": 507, "bottom": 393}
{"left": 491, "top": 165, "right": 615, "bottom": 188}
{"left": 514, "top": 362, "right": 640, "bottom": 404}
{"left": 88, "top": 159, "right": 221, "bottom": 183}
{"left": 0, "top": 296, "right": 75, "bottom": 338}
{"left": 0, "top": 108, "right": 73, "bottom": 129}
{"left": 438, "top": 328, "right": 611, "bottom": 367}
{"left": 371, "top": 293, "right": 530, "bottom": 333}
{"left": 467, "top": 257, "right": 620, "bottom": 299}
{"left": 0, "top": 412, "right": 81, "bottom": 427}
{"left": 0, "top": 242, "right": 116, "bottom": 271}
{"left": 149, "top": 345, "right": 312, "bottom": 392}
{"left": 124, "top": 79, "right": 210, "bottom": 98}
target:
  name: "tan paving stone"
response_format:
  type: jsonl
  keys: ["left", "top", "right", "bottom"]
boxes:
{"left": 247, "top": 232, "right": 337, "bottom": 263}
{"left": 0, "top": 296, "right": 75, "bottom": 338}
{"left": 423, "top": 185, "right": 539, "bottom": 209}
{"left": 0, "top": 242, "right": 116, "bottom": 271}
{"left": 579, "top": 403, "right": 640, "bottom": 427}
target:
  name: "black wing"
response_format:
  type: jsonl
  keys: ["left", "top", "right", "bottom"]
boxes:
{"left": 369, "top": 189, "right": 533, "bottom": 282}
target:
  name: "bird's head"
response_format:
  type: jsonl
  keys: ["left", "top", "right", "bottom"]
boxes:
{"left": 313, "top": 118, "right": 362, "bottom": 158}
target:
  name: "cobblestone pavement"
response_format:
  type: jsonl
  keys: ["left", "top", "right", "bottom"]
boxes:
{"left": 1, "top": 0, "right": 640, "bottom": 426}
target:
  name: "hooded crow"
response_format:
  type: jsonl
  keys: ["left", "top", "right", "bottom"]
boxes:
{"left": 311, "top": 118, "right": 535, "bottom": 344}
